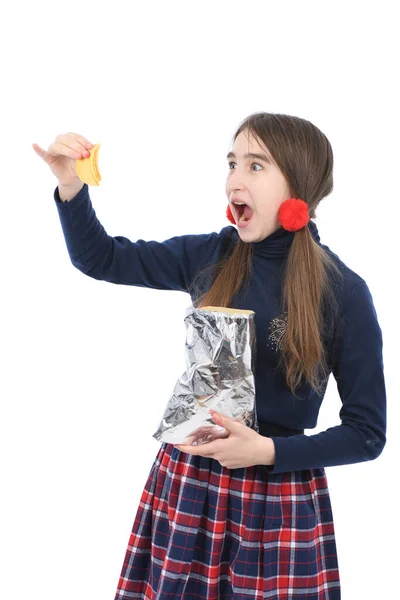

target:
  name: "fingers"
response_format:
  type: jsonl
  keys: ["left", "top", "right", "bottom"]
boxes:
{"left": 62, "top": 132, "right": 94, "bottom": 154}
{"left": 65, "top": 132, "right": 94, "bottom": 150}
{"left": 47, "top": 142, "right": 86, "bottom": 160}
{"left": 32, "top": 143, "right": 47, "bottom": 158}
{"left": 175, "top": 444, "right": 203, "bottom": 455}
{"left": 46, "top": 133, "right": 95, "bottom": 160}
{"left": 176, "top": 440, "right": 220, "bottom": 456}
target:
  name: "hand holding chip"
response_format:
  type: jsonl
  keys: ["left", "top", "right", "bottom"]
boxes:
{"left": 32, "top": 132, "right": 101, "bottom": 187}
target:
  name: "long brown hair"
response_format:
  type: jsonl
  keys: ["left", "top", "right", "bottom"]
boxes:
{"left": 192, "top": 112, "right": 344, "bottom": 397}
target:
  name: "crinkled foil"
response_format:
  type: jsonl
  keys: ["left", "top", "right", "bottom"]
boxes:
{"left": 152, "top": 305, "right": 259, "bottom": 446}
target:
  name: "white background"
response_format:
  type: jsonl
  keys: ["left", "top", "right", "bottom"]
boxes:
{"left": 1, "top": 1, "right": 398, "bottom": 598}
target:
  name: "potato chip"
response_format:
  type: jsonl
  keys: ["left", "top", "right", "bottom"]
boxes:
{"left": 76, "top": 143, "right": 101, "bottom": 186}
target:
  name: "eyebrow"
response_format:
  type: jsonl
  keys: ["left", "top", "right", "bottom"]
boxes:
{"left": 226, "top": 151, "right": 272, "bottom": 165}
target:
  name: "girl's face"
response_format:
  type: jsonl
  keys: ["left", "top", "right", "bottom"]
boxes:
{"left": 225, "top": 129, "right": 292, "bottom": 243}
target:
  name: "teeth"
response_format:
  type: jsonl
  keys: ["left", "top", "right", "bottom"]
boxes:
{"left": 239, "top": 214, "right": 247, "bottom": 222}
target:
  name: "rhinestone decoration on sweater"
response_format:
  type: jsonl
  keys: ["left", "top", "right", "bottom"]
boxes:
{"left": 267, "top": 311, "right": 288, "bottom": 351}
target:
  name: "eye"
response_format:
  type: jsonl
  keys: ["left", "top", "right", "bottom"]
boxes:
{"left": 228, "top": 162, "right": 263, "bottom": 171}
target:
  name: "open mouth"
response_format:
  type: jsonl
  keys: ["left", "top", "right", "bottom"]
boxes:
{"left": 233, "top": 202, "right": 253, "bottom": 223}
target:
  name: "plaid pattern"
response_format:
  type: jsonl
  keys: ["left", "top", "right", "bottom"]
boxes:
{"left": 114, "top": 442, "right": 340, "bottom": 599}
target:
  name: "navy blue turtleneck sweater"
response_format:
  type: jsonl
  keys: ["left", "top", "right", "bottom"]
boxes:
{"left": 53, "top": 183, "right": 387, "bottom": 474}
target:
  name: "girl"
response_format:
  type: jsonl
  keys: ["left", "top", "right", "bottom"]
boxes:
{"left": 33, "top": 112, "right": 386, "bottom": 599}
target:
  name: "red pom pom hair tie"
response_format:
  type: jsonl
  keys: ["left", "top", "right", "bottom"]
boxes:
{"left": 226, "top": 198, "right": 309, "bottom": 232}
{"left": 226, "top": 204, "right": 236, "bottom": 224}
{"left": 278, "top": 198, "right": 310, "bottom": 231}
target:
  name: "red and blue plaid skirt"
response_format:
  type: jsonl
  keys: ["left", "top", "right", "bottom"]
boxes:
{"left": 114, "top": 441, "right": 341, "bottom": 599}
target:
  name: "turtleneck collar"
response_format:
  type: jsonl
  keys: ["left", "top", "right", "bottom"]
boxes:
{"left": 251, "top": 219, "right": 321, "bottom": 259}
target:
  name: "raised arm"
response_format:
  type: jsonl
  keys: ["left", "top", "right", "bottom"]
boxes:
{"left": 33, "top": 132, "right": 237, "bottom": 295}
{"left": 54, "top": 183, "right": 237, "bottom": 293}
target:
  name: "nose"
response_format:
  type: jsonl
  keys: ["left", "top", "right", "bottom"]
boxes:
{"left": 227, "top": 176, "right": 246, "bottom": 195}
{"left": 226, "top": 165, "right": 247, "bottom": 193}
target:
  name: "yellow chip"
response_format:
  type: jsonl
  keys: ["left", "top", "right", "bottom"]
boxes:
{"left": 76, "top": 143, "right": 102, "bottom": 186}
{"left": 91, "top": 144, "right": 101, "bottom": 184}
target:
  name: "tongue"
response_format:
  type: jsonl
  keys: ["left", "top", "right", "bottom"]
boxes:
{"left": 243, "top": 205, "right": 253, "bottom": 220}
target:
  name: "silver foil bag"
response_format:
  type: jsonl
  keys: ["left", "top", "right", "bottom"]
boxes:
{"left": 152, "top": 305, "right": 259, "bottom": 446}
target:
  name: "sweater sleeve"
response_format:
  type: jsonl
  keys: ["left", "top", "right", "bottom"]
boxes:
{"left": 266, "top": 279, "right": 387, "bottom": 474}
{"left": 53, "top": 183, "right": 235, "bottom": 293}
